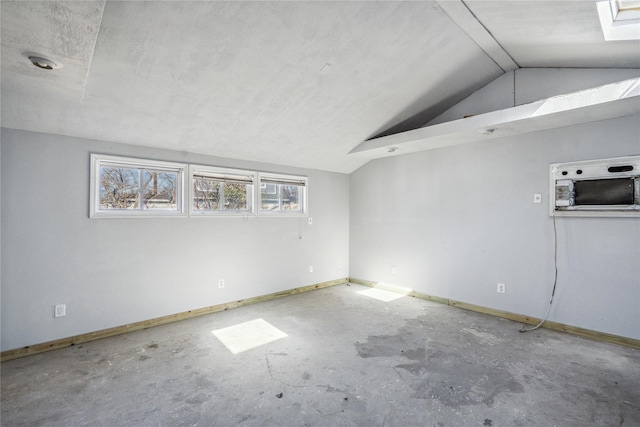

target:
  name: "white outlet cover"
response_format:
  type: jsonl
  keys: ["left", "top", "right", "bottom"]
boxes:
{"left": 218, "top": 279, "right": 225, "bottom": 288}
{"left": 308, "top": 266, "right": 313, "bottom": 273}
{"left": 497, "top": 283, "right": 506, "bottom": 293}
{"left": 54, "top": 304, "right": 66, "bottom": 317}
{"left": 308, "top": 217, "right": 313, "bottom": 225}
{"left": 533, "top": 194, "right": 542, "bottom": 203}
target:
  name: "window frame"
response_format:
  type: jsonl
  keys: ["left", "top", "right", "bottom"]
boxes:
{"left": 597, "top": 0, "right": 640, "bottom": 41}
{"left": 189, "top": 165, "right": 257, "bottom": 216}
{"left": 90, "top": 154, "right": 187, "bottom": 218}
{"left": 258, "top": 172, "right": 308, "bottom": 217}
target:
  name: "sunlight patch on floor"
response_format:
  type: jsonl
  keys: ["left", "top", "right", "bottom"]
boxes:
{"left": 212, "top": 318, "right": 287, "bottom": 354}
{"left": 357, "top": 285, "right": 410, "bottom": 302}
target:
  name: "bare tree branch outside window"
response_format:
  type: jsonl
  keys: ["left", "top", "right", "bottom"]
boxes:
{"left": 92, "top": 155, "right": 185, "bottom": 217}
{"left": 100, "top": 167, "right": 177, "bottom": 210}
{"left": 143, "top": 170, "right": 177, "bottom": 209}
{"left": 223, "top": 183, "right": 247, "bottom": 210}
{"left": 100, "top": 167, "right": 140, "bottom": 209}
{"left": 193, "top": 178, "right": 220, "bottom": 210}
{"left": 193, "top": 178, "right": 248, "bottom": 211}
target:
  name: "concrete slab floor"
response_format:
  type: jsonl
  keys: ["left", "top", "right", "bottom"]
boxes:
{"left": 1, "top": 283, "right": 639, "bottom": 426}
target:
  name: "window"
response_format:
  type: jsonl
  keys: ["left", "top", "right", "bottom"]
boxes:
{"left": 597, "top": 0, "right": 640, "bottom": 41}
{"left": 90, "top": 154, "right": 186, "bottom": 217}
{"left": 190, "top": 166, "right": 256, "bottom": 215}
{"left": 258, "top": 173, "right": 307, "bottom": 215}
{"left": 91, "top": 154, "right": 308, "bottom": 218}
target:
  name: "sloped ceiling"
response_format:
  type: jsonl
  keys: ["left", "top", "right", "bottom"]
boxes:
{"left": 1, "top": 1, "right": 639, "bottom": 173}
{"left": 466, "top": 0, "right": 640, "bottom": 68}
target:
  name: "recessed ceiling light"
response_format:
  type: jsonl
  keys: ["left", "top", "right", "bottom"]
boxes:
{"left": 23, "top": 53, "right": 61, "bottom": 70}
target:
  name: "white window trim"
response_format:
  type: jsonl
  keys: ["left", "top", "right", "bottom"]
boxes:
{"left": 189, "top": 165, "right": 257, "bottom": 216}
{"left": 597, "top": 0, "right": 640, "bottom": 41}
{"left": 90, "top": 154, "right": 187, "bottom": 218}
{"left": 258, "top": 172, "right": 308, "bottom": 217}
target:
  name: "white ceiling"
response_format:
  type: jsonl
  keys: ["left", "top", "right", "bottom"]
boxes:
{"left": 2, "top": 1, "right": 639, "bottom": 173}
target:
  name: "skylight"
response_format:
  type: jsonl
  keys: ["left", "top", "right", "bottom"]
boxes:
{"left": 618, "top": 1, "right": 640, "bottom": 14}
{"left": 597, "top": 0, "right": 640, "bottom": 40}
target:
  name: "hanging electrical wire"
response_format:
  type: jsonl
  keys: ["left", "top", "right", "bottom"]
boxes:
{"left": 520, "top": 214, "right": 559, "bottom": 333}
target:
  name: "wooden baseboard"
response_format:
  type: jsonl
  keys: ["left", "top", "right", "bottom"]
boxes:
{"left": 349, "top": 277, "right": 640, "bottom": 349}
{"left": 4, "top": 276, "right": 636, "bottom": 362}
{"left": 0, "top": 278, "right": 349, "bottom": 362}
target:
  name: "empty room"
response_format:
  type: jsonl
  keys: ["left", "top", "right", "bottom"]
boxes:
{"left": 1, "top": 1, "right": 639, "bottom": 426}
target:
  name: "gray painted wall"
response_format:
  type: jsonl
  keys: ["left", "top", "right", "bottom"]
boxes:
{"left": 0, "top": 129, "right": 350, "bottom": 351}
{"left": 350, "top": 113, "right": 640, "bottom": 339}
{"left": 2, "top": 67, "right": 639, "bottom": 351}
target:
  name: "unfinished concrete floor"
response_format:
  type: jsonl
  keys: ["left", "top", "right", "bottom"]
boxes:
{"left": 2, "top": 283, "right": 639, "bottom": 426}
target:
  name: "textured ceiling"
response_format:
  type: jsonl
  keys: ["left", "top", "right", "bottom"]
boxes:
{"left": 1, "top": 1, "right": 639, "bottom": 173}
{"left": 466, "top": 0, "right": 640, "bottom": 69}
{"left": 0, "top": 1, "right": 105, "bottom": 98}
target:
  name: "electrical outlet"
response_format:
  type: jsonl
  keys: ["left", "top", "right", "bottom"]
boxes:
{"left": 218, "top": 279, "right": 225, "bottom": 288}
{"left": 308, "top": 266, "right": 313, "bottom": 273}
{"left": 308, "top": 217, "right": 313, "bottom": 225}
{"left": 54, "top": 304, "right": 66, "bottom": 318}
{"left": 533, "top": 193, "right": 542, "bottom": 204}
{"left": 497, "top": 283, "right": 506, "bottom": 294}
{"left": 391, "top": 266, "right": 397, "bottom": 275}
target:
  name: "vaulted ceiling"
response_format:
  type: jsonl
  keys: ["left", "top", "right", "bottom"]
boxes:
{"left": 2, "top": 1, "right": 639, "bottom": 173}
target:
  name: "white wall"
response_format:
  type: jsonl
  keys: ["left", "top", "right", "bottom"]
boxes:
{"left": 350, "top": 113, "right": 640, "bottom": 339}
{"left": 0, "top": 129, "right": 350, "bottom": 351}
{"left": 428, "top": 68, "right": 640, "bottom": 126}
{"left": 2, "top": 69, "right": 639, "bottom": 351}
